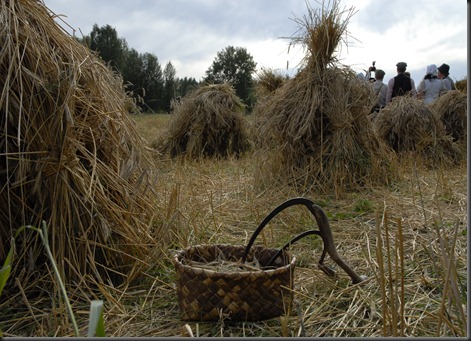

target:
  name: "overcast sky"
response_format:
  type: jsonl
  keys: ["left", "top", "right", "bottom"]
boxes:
{"left": 43, "top": 0, "right": 467, "bottom": 84}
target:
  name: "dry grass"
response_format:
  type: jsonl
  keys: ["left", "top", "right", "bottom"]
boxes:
{"left": 1, "top": 113, "right": 467, "bottom": 337}
{"left": 131, "top": 113, "right": 171, "bottom": 144}
{"left": 119, "top": 127, "right": 468, "bottom": 337}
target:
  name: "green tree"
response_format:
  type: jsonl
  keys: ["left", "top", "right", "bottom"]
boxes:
{"left": 89, "top": 24, "right": 127, "bottom": 71}
{"left": 121, "top": 48, "right": 144, "bottom": 99}
{"left": 163, "top": 61, "right": 177, "bottom": 112}
{"left": 140, "top": 52, "right": 164, "bottom": 112}
{"left": 176, "top": 77, "right": 199, "bottom": 98}
{"left": 204, "top": 46, "right": 257, "bottom": 109}
{"left": 83, "top": 24, "right": 165, "bottom": 112}
{"left": 120, "top": 50, "right": 164, "bottom": 112}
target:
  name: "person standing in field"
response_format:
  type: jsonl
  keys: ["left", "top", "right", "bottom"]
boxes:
{"left": 385, "top": 62, "right": 417, "bottom": 104}
{"left": 417, "top": 64, "right": 447, "bottom": 105}
{"left": 437, "top": 63, "right": 455, "bottom": 90}
{"left": 370, "top": 69, "right": 387, "bottom": 113}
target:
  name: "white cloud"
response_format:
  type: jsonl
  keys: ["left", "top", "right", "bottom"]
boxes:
{"left": 44, "top": 0, "right": 467, "bottom": 82}
{"left": 339, "top": 0, "right": 467, "bottom": 82}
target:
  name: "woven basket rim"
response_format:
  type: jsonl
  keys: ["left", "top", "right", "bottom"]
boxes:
{"left": 173, "top": 243, "right": 296, "bottom": 277}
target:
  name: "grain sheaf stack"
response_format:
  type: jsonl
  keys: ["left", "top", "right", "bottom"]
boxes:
{"left": 252, "top": 68, "right": 289, "bottom": 148}
{"left": 0, "top": 0, "right": 160, "bottom": 290}
{"left": 159, "top": 83, "right": 251, "bottom": 159}
{"left": 430, "top": 90, "right": 467, "bottom": 143}
{"left": 254, "top": 1, "right": 396, "bottom": 197}
{"left": 373, "top": 96, "right": 465, "bottom": 165}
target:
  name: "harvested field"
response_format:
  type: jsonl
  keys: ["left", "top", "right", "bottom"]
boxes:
{"left": 2, "top": 113, "right": 466, "bottom": 337}
{"left": 0, "top": 0, "right": 467, "bottom": 338}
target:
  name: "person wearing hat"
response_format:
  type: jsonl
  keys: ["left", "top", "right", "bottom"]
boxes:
{"left": 417, "top": 64, "right": 447, "bottom": 105}
{"left": 437, "top": 63, "right": 455, "bottom": 90}
{"left": 385, "top": 62, "right": 417, "bottom": 104}
{"left": 370, "top": 69, "right": 387, "bottom": 114}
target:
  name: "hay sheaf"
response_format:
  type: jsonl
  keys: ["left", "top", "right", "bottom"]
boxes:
{"left": 254, "top": 1, "right": 396, "bottom": 197}
{"left": 159, "top": 83, "right": 251, "bottom": 159}
{"left": 454, "top": 78, "right": 467, "bottom": 93}
{"left": 251, "top": 68, "right": 289, "bottom": 148}
{"left": 0, "top": 0, "right": 160, "bottom": 288}
{"left": 373, "top": 96, "right": 464, "bottom": 165}
{"left": 430, "top": 90, "right": 467, "bottom": 142}
{"left": 255, "top": 68, "right": 288, "bottom": 98}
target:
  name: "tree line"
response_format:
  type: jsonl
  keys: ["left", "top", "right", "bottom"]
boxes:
{"left": 78, "top": 24, "right": 257, "bottom": 113}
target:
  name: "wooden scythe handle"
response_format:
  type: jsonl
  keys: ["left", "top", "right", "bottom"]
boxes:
{"left": 242, "top": 197, "right": 365, "bottom": 284}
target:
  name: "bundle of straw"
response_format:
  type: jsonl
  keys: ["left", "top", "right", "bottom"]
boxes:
{"left": 430, "top": 90, "right": 467, "bottom": 143}
{"left": 255, "top": 68, "right": 288, "bottom": 97}
{"left": 0, "top": 0, "right": 160, "bottom": 288}
{"left": 251, "top": 68, "right": 289, "bottom": 148}
{"left": 254, "top": 1, "right": 396, "bottom": 197}
{"left": 454, "top": 78, "right": 467, "bottom": 93}
{"left": 160, "top": 83, "right": 251, "bottom": 159}
{"left": 373, "top": 96, "right": 464, "bottom": 164}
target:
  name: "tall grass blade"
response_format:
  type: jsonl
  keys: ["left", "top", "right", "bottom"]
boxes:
{"left": 0, "top": 238, "right": 15, "bottom": 337}
{"left": 396, "top": 218, "right": 405, "bottom": 336}
{"left": 87, "top": 300, "right": 106, "bottom": 337}
{"left": 384, "top": 212, "right": 397, "bottom": 336}
{"left": 375, "top": 210, "right": 388, "bottom": 336}
{"left": 0, "top": 238, "right": 14, "bottom": 296}
{"left": 1, "top": 226, "right": 30, "bottom": 297}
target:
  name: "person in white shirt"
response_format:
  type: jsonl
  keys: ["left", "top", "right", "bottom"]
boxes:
{"left": 417, "top": 64, "right": 447, "bottom": 105}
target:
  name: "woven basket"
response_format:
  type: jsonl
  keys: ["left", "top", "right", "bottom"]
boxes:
{"left": 173, "top": 244, "right": 295, "bottom": 321}
{"left": 173, "top": 197, "right": 365, "bottom": 322}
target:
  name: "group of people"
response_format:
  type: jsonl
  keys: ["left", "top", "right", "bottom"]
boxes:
{"left": 364, "top": 61, "right": 455, "bottom": 113}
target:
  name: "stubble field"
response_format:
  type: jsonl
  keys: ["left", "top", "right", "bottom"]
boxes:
{"left": 116, "top": 113, "right": 467, "bottom": 337}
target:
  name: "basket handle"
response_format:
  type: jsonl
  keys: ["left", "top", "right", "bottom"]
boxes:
{"left": 241, "top": 197, "right": 365, "bottom": 284}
